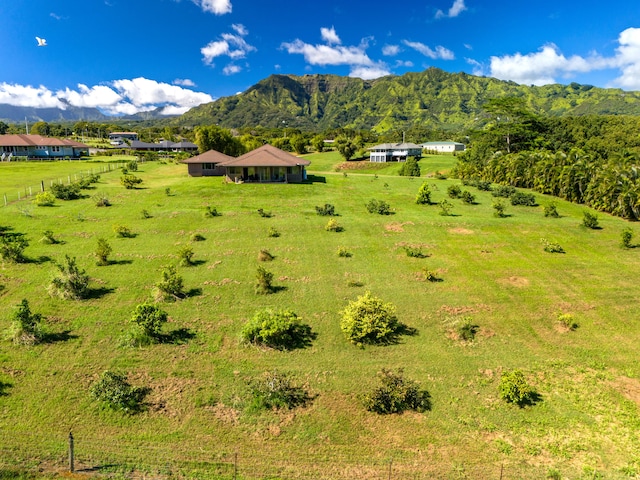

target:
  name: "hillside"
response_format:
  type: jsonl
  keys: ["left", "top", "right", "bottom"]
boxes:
{"left": 174, "top": 68, "right": 640, "bottom": 131}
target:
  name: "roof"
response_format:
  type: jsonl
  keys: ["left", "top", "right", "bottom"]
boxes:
{"left": 182, "top": 149, "right": 235, "bottom": 164}
{"left": 0, "top": 134, "right": 88, "bottom": 148}
{"left": 422, "top": 141, "right": 465, "bottom": 146}
{"left": 220, "top": 144, "right": 311, "bottom": 168}
{"left": 368, "top": 142, "right": 423, "bottom": 150}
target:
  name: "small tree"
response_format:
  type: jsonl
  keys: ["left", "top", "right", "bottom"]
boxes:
{"left": 510, "top": 192, "right": 537, "bottom": 206}
{"left": 130, "top": 303, "right": 168, "bottom": 338}
{"left": 0, "top": 235, "right": 28, "bottom": 263}
{"left": 6, "top": 299, "right": 45, "bottom": 345}
{"left": 120, "top": 174, "right": 143, "bottom": 189}
{"left": 325, "top": 218, "right": 343, "bottom": 232}
{"left": 241, "top": 309, "right": 313, "bottom": 350}
{"left": 90, "top": 371, "right": 150, "bottom": 413}
{"left": 438, "top": 199, "right": 453, "bottom": 216}
{"left": 492, "top": 200, "right": 507, "bottom": 218}
{"left": 154, "top": 265, "right": 185, "bottom": 301}
{"left": 258, "top": 249, "right": 274, "bottom": 262}
{"left": 113, "top": 225, "right": 133, "bottom": 238}
{"left": 178, "top": 245, "right": 195, "bottom": 266}
{"left": 398, "top": 157, "right": 421, "bottom": 177}
{"left": 204, "top": 205, "right": 221, "bottom": 217}
{"left": 544, "top": 202, "right": 559, "bottom": 218}
{"left": 33, "top": 191, "right": 56, "bottom": 207}
{"left": 47, "top": 255, "right": 90, "bottom": 300}
{"left": 255, "top": 266, "right": 274, "bottom": 294}
{"left": 248, "top": 370, "right": 312, "bottom": 411}
{"left": 95, "top": 238, "right": 112, "bottom": 266}
{"left": 461, "top": 190, "right": 475, "bottom": 204}
{"left": 621, "top": 227, "right": 634, "bottom": 248}
{"left": 340, "top": 291, "right": 401, "bottom": 346}
{"left": 582, "top": 211, "right": 600, "bottom": 229}
{"left": 315, "top": 204, "right": 336, "bottom": 216}
{"left": 267, "top": 226, "right": 280, "bottom": 238}
{"left": 415, "top": 182, "right": 431, "bottom": 205}
{"left": 365, "top": 199, "right": 391, "bottom": 215}
{"left": 499, "top": 370, "right": 535, "bottom": 407}
{"left": 40, "top": 230, "right": 58, "bottom": 245}
{"left": 362, "top": 368, "right": 431, "bottom": 414}
{"left": 447, "top": 185, "right": 461, "bottom": 198}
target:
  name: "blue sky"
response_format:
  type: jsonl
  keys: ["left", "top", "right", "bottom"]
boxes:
{"left": 2, "top": 0, "right": 640, "bottom": 116}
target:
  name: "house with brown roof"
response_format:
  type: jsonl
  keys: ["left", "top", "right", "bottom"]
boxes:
{"left": 221, "top": 144, "right": 310, "bottom": 183}
{"left": 182, "top": 149, "right": 235, "bottom": 176}
{"left": 0, "top": 134, "right": 89, "bottom": 160}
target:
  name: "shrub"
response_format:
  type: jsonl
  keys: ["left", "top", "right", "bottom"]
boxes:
{"left": 267, "top": 226, "right": 280, "bottom": 238}
{"left": 255, "top": 266, "right": 274, "bottom": 294}
{"left": 204, "top": 205, "right": 221, "bottom": 217}
{"left": 154, "top": 265, "right": 185, "bottom": 301}
{"left": 337, "top": 246, "right": 352, "bottom": 257}
{"left": 257, "top": 208, "right": 273, "bottom": 218}
{"left": 325, "top": 218, "right": 343, "bottom": 232}
{"left": 557, "top": 313, "right": 578, "bottom": 331}
{"left": 113, "top": 225, "right": 133, "bottom": 238}
{"left": 460, "top": 190, "right": 475, "bottom": 204}
{"left": 95, "top": 238, "right": 112, "bottom": 266}
{"left": 76, "top": 174, "right": 100, "bottom": 188}
{"left": 340, "top": 291, "right": 401, "bottom": 346}
{"left": 510, "top": 192, "right": 537, "bottom": 206}
{"left": 499, "top": 370, "right": 534, "bottom": 406}
{"left": 404, "top": 246, "right": 427, "bottom": 258}
{"left": 141, "top": 209, "right": 152, "bottom": 219}
{"left": 0, "top": 235, "right": 29, "bottom": 263}
{"left": 6, "top": 299, "right": 45, "bottom": 345}
{"left": 90, "top": 371, "right": 149, "bottom": 413}
{"left": 415, "top": 182, "right": 431, "bottom": 205}
{"left": 178, "top": 245, "right": 195, "bottom": 266}
{"left": 189, "top": 233, "right": 205, "bottom": 242}
{"left": 544, "top": 202, "right": 559, "bottom": 218}
{"left": 126, "top": 160, "right": 138, "bottom": 171}
{"left": 582, "top": 211, "right": 600, "bottom": 229}
{"left": 47, "top": 255, "right": 90, "bottom": 300}
{"left": 362, "top": 368, "right": 431, "bottom": 414}
{"left": 315, "top": 203, "right": 336, "bottom": 216}
{"left": 258, "top": 249, "right": 274, "bottom": 262}
{"left": 541, "top": 238, "right": 565, "bottom": 253}
{"left": 50, "top": 182, "right": 82, "bottom": 200}
{"left": 164, "top": 187, "right": 172, "bottom": 196}
{"left": 33, "top": 191, "right": 56, "bottom": 206}
{"left": 120, "top": 174, "right": 143, "bottom": 189}
{"left": 422, "top": 268, "right": 442, "bottom": 282}
{"left": 131, "top": 303, "right": 168, "bottom": 338}
{"left": 398, "top": 157, "right": 421, "bottom": 177}
{"left": 438, "top": 199, "right": 453, "bottom": 216}
{"left": 241, "top": 309, "right": 313, "bottom": 350}
{"left": 92, "top": 193, "right": 111, "bottom": 207}
{"left": 492, "top": 200, "right": 507, "bottom": 218}
{"left": 248, "top": 370, "right": 311, "bottom": 411}
{"left": 456, "top": 317, "right": 479, "bottom": 341}
{"left": 40, "top": 230, "right": 58, "bottom": 245}
{"left": 492, "top": 185, "right": 516, "bottom": 198}
{"left": 365, "top": 199, "right": 391, "bottom": 215}
{"left": 447, "top": 185, "right": 461, "bottom": 198}
{"left": 621, "top": 227, "right": 634, "bottom": 248}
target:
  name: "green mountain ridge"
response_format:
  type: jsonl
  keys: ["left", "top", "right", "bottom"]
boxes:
{"left": 174, "top": 68, "right": 640, "bottom": 132}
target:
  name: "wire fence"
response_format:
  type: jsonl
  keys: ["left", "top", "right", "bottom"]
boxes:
{"left": 0, "top": 431, "right": 513, "bottom": 479}
{"left": 0, "top": 162, "right": 125, "bottom": 208}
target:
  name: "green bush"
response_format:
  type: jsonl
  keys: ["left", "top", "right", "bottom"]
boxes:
{"left": 362, "top": 368, "right": 431, "bottom": 414}
{"left": 398, "top": 157, "right": 421, "bottom": 177}
{"left": 131, "top": 303, "right": 168, "bottom": 338}
{"left": 90, "top": 370, "right": 150, "bottom": 413}
{"left": 447, "top": 185, "right": 461, "bottom": 198}
{"left": 190, "top": 233, "right": 205, "bottom": 242}
{"left": 557, "top": 313, "right": 578, "bottom": 331}
{"left": 50, "top": 182, "right": 82, "bottom": 200}
{"left": 255, "top": 266, "right": 274, "bottom": 294}
{"left": 337, "top": 246, "right": 352, "bottom": 258}
{"left": 460, "top": 190, "right": 475, "bottom": 204}
{"left": 0, "top": 235, "right": 28, "bottom": 263}
{"left": 325, "top": 218, "right": 343, "bottom": 232}
{"left": 204, "top": 205, "right": 221, "bottom": 217}
{"left": 154, "top": 265, "right": 185, "bottom": 301}
{"left": 248, "top": 370, "right": 312, "bottom": 411}
{"left": 415, "top": 182, "right": 431, "bottom": 205}
{"left": 258, "top": 249, "right": 274, "bottom": 262}
{"left": 92, "top": 193, "right": 111, "bottom": 207}
{"left": 120, "top": 174, "right": 143, "bottom": 189}
{"left": 257, "top": 208, "right": 273, "bottom": 218}
{"left": 113, "top": 225, "right": 133, "bottom": 238}
{"left": 492, "top": 185, "right": 516, "bottom": 198}
{"left": 340, "top": 291, "right": 401, "bottom": 346}
{"left": 621, "top": 227, "right": 634, "bottom": 248}
{"left": 241, "top": 309, "right": 314, "bottom": 350}
{"left": 499, "top": 370, "right": 535, "bottom": 406}
{"left": 267, "top": 226, "right": 280, "bottom": 238}
{"left": 33, "top": 191, "right": 56, "bottom": 206}
{"left": 315, "top": 203, "right": 336, "bottom": 216}
{"left": 178, "top": 245, "right": 195, "bottom": 266}
{"left": 141, "top": 209, "right": 152, "bottom": 219}
{"left": 438, "top": 199, "right": 453, "bottom": 216}
{"left": 95, "top": 238, "right": 112, "bottom": 266}
{"left": 582, "top": 211, "right": 600, "bottom": 229}
{"left": 492, "top": 200, "right": 507, "bottom": 218}
{"left": 6, "top": 299, "right": 45, "bottom": 345}
{"left": 422, "top": 268, "right": 442, "bottom": 282}
{"left": 456, "top": 317, "right": 479, "bottom": 341}
{"left": 404, "top": 246, "right": 427, "bottom": 258}
{"left": 47, "top": 255, "right": 90, "bottom": 300}
{"left": 541, "top": 238, "right": 565, "bottom": 253}
{"left": 543, "top": 202, "right": 559, "bottom": 218}
{"left": 365, "top": 199, "right": 391, "bottom": 215}
{"left": 510, "top": 192, "right": 537, "bottom": 206}
{"left": 126, "top": 160, "right": 138, "bottom": 171}
{"left": 39, "top": 230, "right": 58, "bottom": 245}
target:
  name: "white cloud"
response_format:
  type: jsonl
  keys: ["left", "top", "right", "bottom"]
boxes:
{"left": 435, "top": 0, "right": 467, "bottom": 19}
{"left": 395, "top": 60, "right": 414, "bottom": 68}
{"left": 403, "top": 41, "right": 455, "bottom": 60}
{"left": 193, "top": 0, "right": 231, "bottom": 15}
{"left": 50, "top": 12, "right": 64, "bottom": 20}
{"left": 223, "top": 64, "right": 242, "bottom": 75}
{"left": 0, "top": 78, "right": 214, "bottom": 116}
{"left": 382, "top": 44, "right": 400, "bottom": 56}
{"left": 350, "top": 64, "right": 392, "bottom": 80}
{"left": 201, "top": 25, "right": 255, "bottom": 69}
{"left": 173, "top": 78, "right": 196, "bottom": 87}
{"left": 611, "top": 28, "right": 640, "bottom": 89}
{"left": 321, "top": 27, "right": 341, "bottom": 45}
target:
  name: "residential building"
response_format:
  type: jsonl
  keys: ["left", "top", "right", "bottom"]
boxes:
{"left": 367, "top": 142, "right": 423, "bottom": 162}
{"left": 0, "top": 134, "right": 89, "bottom": 160}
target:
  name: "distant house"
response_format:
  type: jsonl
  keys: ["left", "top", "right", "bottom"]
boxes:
{"left": 129, "top": 140, "right": 198, "bottom": 153}
{"left": 182, "top": 149, "right": 234, "bottom": 176}
{"left": 221, "top": 144, "right": 311, "bottom": 183}
{"left": 109, "top": 132, "right": 138, "bottom": 145}
{"left": 367, "top": 142, "right": 423, "bottom": 162}
{"left": 0, "top": 134, "right": 89, "bottom": 160}
{"left": 422, "top": 141, "right": 466, "bottom": 153}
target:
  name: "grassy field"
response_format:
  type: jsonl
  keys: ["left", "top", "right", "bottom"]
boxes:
{"left": 1, "top": 153, "right": 640, "bottom": 479}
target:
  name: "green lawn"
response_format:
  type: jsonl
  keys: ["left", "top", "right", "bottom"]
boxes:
{"left": 0, "top": 156, "right": 639, "bottom": 479}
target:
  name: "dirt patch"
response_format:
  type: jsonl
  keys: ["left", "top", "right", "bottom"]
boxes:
{"left": 438, "top": 304, "right": 491, "bottom": 315}
{"left": 207, "top": 403, "right": 241, "bottom": 425}
{"left": 497, "top": 276, "right": 530, "bottom": 288}
{"left": 207, "top": 260, "right": 223, "bottom": 269}
{"left": 611, "top": 376, "right": 640, "bottom": 407}
{"left": 449, "top": 227, "right": 474, "bottom": 235}
{"left": 385, "top": 221, "right": 414, "bottom": 232}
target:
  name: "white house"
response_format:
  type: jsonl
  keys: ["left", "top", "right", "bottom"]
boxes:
{"left": 421, "top": 141, "right": 466, "bottom": 153}
{"left": 368, "top": 142, "right": 423, "bottom": 163}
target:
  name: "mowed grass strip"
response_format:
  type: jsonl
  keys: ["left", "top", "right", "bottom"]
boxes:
{"left": 0, "top": 154, "right": 639, "bottom": 478}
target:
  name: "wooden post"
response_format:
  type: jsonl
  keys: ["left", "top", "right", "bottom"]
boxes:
{"left": 41, "top": 181, "right": 44, "bottom": 192}
{"left": 233, "top": 452, "right": 238, "bottom": 480}
{"left": 29, "top": 187, "right": 32, "bottom": 197}
{"left": 68, "top": 432, "right": 75, "bottom": 473}
{"left": 499, "top": 462, "right": 504, "bottom": 480}
{"left": 4, "top": 194, "right": 7, "bottom": 206}
{"left": 387, "top": 458, "right": 392, "bottom": 480}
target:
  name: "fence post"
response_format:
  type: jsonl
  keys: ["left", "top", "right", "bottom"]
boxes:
{"left": 387, "top": 458, "right": 393, "bottom": 480}
{"left": 4, "top": 194, "right": 7, "bottom": 206}
{"left": 233, "top": 452, "right": 238, "bottom": 480}
{"left": 41, "top": 181, "right": 44, "bottom": 192}
{"left": 68, "top": 432, "right": 75, "bottom": 473}
{"left": 17, "top": 192, "right": 20, "bottom": 201}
